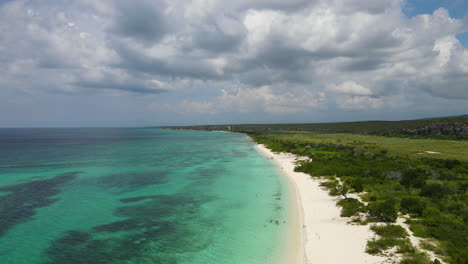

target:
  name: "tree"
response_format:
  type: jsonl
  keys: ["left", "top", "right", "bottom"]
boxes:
{"left": 400, "top": 196, "right": 426, "bottom": 216}
{"left": 337, "top": 183, "right": 349, "bottom": 199}
{"left": 420, "top": 183, "right": 452, "bottom": 198}
{"left": 400, "top": 168, "right": 427, "bottom": 188}
{"left": 350, "top": 178, "right": 364, "bottom": 192}
{"left": 368, "top": 199, "right": 399, "bottom": 222}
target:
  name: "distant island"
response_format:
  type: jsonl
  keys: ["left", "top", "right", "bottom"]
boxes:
{"left": 163, "top": 115, "right": 468, "bottom": 264}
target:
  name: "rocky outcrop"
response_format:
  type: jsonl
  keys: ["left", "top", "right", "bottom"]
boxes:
{"left": 397, "top": 122, "right": 468, "bottom": 138}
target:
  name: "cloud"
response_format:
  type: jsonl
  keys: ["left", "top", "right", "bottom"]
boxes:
{"left": 0, "top": 0, "right": 467, "bottom": 126}
{"left": 327, "top": 81, "right": 383, "bottom": 110}
{"left": 73, "top": 79, "right": 167, "bottom": 94}
{"left": 328, "top": 81, "right": 373, "bottom": 96}
{"left": 233, "top": 0, "right": 315, "bottom": 12}
{"left": 110, "top": 0, "right": 167, "bottom": 45}
{"left": 150, "top": 85, "right": 322, "bottom": 115}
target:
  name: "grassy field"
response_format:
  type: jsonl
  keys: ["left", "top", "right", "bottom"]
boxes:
{"left": 258, "top": 132, "right": 468, "bottom": 161}
{"left": 162, "top": 115, "right": 468, "bottom": 139}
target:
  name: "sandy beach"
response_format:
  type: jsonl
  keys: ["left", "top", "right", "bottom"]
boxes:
{"left": 254, "top": 143, "right": 388, "bottom": 264}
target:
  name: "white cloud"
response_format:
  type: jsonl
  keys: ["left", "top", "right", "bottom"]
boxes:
{"left": 1, "top": 0, "right": 468, "bottom": 125}
{"left": 328, "top": 81, "right": 373, "bottom": 96}
{"left": 148, "top": 85, "right": 322, "bottom": 115}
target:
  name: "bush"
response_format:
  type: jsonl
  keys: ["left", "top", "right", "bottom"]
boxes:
{"left": 337, "top": 198, "right": 365, "bottom": 217}
{"left": 366, "top": 239, "right": 383, "bottom": 254}
{"left": 367, "top": 224, "right": 415, "bottom": 255}
{"left": 400, "top": 168, "right": 427, "bottom": 188}
{"left": 320, "top": 179, "right": 339, "bottom": 189}
{"left": 370, "top": 224, "right": 408, "bottom": 238}
{"left": 337, "top": 183, "right": 350, "bottom": 198}
{"left": 366, "top": 236, "right": 414, "bottom": 255}
{"left": 397, "top": 239, "right": 416, "bottom": 253}
{"left": 349, "top": 177, "right": 364, "bottom": 192}
{"left": 420, "top": 183, "right": 452, "bottom": 198}
{"left": 407, "top": 220, "right": 430, "bottom": 238}
{"left": 328, "top": 187, "right": 340, "bottom": 196}
{"left": 401, "top": 196, "right": 426, "bottom": 216}
{"left": 399, "top": 252, "right": 431, "bottom": 264}
{"left": 368, "top": 199, "right": 399, "bottom": 222}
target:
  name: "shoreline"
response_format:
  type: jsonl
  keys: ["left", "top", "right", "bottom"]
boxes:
{"left": 254, "top": 143, "right": 388, "bottom": 264}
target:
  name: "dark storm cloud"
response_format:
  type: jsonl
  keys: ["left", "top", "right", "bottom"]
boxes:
{"left": 110, "top": 40, "right": 224, "bottom": 79}
{"left": 415, "top": 73, "right": 468, "bottom": 100}
{"left": 251, "top": 40, "right": 312, "bottom": 70}
{"left": 73, "top": 79, "right": 167, "bottom": 94}
{"left": 340, "top": 58, "right": 386, "bottom": 72}
{"left": 336, "top": 0, "right": 398, "bottom": 14}
{"left": 190, "top": 16, "right": 247, "bottom": 53}
{"left": 234, "top": 0, "right": 315, "bottom": 12}
{"left": 110, "top": 0, "right": 167, "bottom": 45}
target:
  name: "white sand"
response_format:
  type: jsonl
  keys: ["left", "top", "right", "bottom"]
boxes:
{"left": 254, "top": 143, "right": 388, "bottom": 264}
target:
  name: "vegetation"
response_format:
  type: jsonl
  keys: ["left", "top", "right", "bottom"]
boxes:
{"left": 337, "top": 198, "right": 366, "bottom": 217}
{"left": 162, "top": 115, "right": 468, "bottom": 140}
{"left": 399, "top": 252, "right": 432, "bottom": 264}
{"left": 164, "top": 116, "right": 468, "bottom": 263}
{"left": 366, "top": 224, "right": 414, "bottom": 255}
{"left": 250, "top": 132, "right": 468, "bottom": 264}
{"left": 249, "top": 132, "right": 468, "bottom": 161}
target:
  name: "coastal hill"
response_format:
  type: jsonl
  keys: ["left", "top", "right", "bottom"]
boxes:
{"left": 162, "top": 114, "right": 468, "bottom": 139}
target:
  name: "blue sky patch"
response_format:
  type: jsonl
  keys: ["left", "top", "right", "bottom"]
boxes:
{"left": 403, "top": 0, "right": 467, "bottom": 19}
{"left": 404, "top": 0, "right": 467, "bottom": 47}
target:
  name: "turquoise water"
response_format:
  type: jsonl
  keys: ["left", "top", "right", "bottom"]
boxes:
{"left": 0, "top": 128, "right": 293, "bottom": 264}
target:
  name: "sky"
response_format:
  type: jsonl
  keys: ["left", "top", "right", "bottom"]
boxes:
{"left": 0, "top": 0, "right": 467, "bottom": 127}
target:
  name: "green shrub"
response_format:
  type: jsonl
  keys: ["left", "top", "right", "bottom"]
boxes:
{"left": 320, "top": 180, "right": 338, "bottom": 189}
{"left": 370, "top": 224, "right": 408, "bottom": 238}
{"left": 337, "top": 198, "right": 365, "bottom": 217}
{"left": 407, "top": 220, "right": 430, "bottom": 238}
{"left": 366, "top": 239, "right": 383, "bottom": 254}
{"left": 400, "top": 168, "right": 427, "bottom": 188}
{"left": 366, "top": 236, "right": 414, "bottom": 255}
{"left": 328, "top": 187, "right": 340, "bottom": 196}
{"left": 399, "top": 252, "right": 431, "bottom": 264}
{"left": 337, "top": 183, "right": 350, "bottom": 198}
{"left": 397, "top": 239, "right": 416, "bottom": 253}
{"left": 349, "top": 177, "right": 364, "bottom": 192}
{"left": 401, "top": 196, "right": 427, "bottom": 216}
{"left": 420, "top": 240, "right": 446, "bottom": 257}
{"left": 368, "top": 199, "right": 399, "bottom": 222}
{"left": 420, "top": 183, "right": 453, "bottom": 198}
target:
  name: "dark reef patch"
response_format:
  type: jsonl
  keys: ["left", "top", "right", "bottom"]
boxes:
{"left": 0, "top": 172, "right": 79, "bottom": 237}
{"left": 92, "top": 219, "right": 141, "bottom": 232}
{"left": 119, "top": 195, "right": 160, "bottom": 203}
{"left": 187, "top": 168, "right": 223, "bottom": 187}
{"left": 96, "top": 171, "right": 169, "bottom": 193}
{"left": 42, "top": 192, "right": 217, "bottom": 264}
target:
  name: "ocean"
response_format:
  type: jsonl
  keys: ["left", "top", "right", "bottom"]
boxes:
{"left": 0, "top": 128, "right": 294, "bottom": 264}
